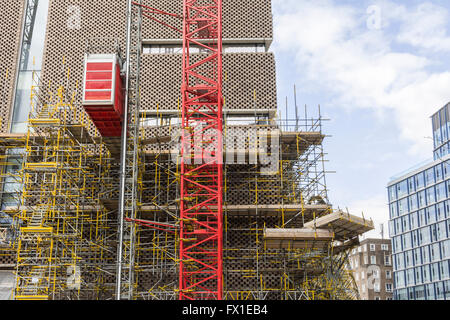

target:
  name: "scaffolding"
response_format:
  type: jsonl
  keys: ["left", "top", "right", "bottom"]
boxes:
{"left": 11, "top": 69, "right": 118, "bottom": 300}
{"left": 126, "top": 98, "right": 373, "bottom": 300}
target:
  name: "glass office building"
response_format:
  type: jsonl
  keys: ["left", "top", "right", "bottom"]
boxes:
{"left": 387, "top": 103, "right": 450, "bottom": 300}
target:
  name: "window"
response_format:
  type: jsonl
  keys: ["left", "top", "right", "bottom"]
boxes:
{"left": 431, "top": 263, "right": 440, "bottom": 281}
{"left": 385, "top": 254, "right": 391, "bottom": 266}
{"left": 423, "top": 265, "right": 431, "bottom": 282}
{"left": 436, "top": 182, "right": 447, "bottom": 201}
{"left": 395, "top": 218, "right": 402, "bottom": 234}
{"left": 418, "top": 191, "right": 426, "bottom": 208}
{"left": 364, "top": 255, "right": 368, "bottom": 265}
{"left": 361, "top": 271, "right": 365, "bottom": 279}
{"left": 223, "top": 43, "right": 266, "bottom": 53}
{"left": 422, "top": 246, "right": 431, "bottom": 264}
{"left": 412, "top": 230, "right": 419, "bottom": 247}
{"left": 415, "top": 285, "right": 425, "bottom": 300}
{"left": 390, "top": 202, "right": 398, "bottom": 219}
{"left": 143, "top": 44, "right": 183, "bottom": 54}
{"left": 405, "top": 250, "right": 413, "bottom": 267}
{"left": 388, "top": 186, "right": 397, "bottom": 201}
{"left": 425, "top": 168, "right": 435, "bottom": 186}
{"left": 435, "top": 163, "right": 443, "bottom": 181}
{"left": 1, "top": 149, "right": 24, "bottom": 209}
{"left": 408, "top": 177, "right": 416, "bottom": 193}
{"left": 418, "top": 209, "right": 426, "bottom": 226}
{"left": 436, "top": 281, "right": 445, "bottom": 299}
{"left": 11, "top": 0, "right": 50, "bottom": 133}
{"left": 374, "top": 296, "right": 381, "bottom": 300}
{"left": 404, "top": 232, "right": 413, "bottom": 249}
{"left": 403, "top": 215, "right": 411, "bottom": 232}
{"left": 407, "top": 287, "right": 414, "bottom": 300}
{"left": 427, "top": 206, "right": 437, "bottom": 224}
{"left": 395, "top": 270, "right": 406, "bottom": 287}
{"left": 370, "top": 244, "right": 376, "bottom": 251}
{"left": 445, "top": 162, "right": 450, "bottom": 179}
{"left": 386, "top": 283, "right": 393, "bottom": 293}
{"left": 440, "top": 261, "right": 449, "bottom": 279}
{"left": 419, "top": 226, "right": 431, "bottom": 245}
{"left": 386, "top": 270, "right": 392, "bottom": 279}
{"left": 393, "top": 236, "right": 402, "bottom": 253}
{"left": 431, "top": 243, "right": 441, "bottom": 262}
{"left": 426, "top": 187, "right": 436, "bottom": 204}
{"left": 415, "top": 267, "right": 423, "bottom": 284}
{"left": 389, "top": 220, "right": 395, "bottom": 237}
{"left": 398, "top": 198, "right": 409, "bottom": 215}
{"left": 414, "top": 248, "right": 422, "bottom": 265}
{"left": 370, "top": 256, "right": 377, "bottom": 264}
{"left": 437, "top": 222, "right": 447, "bottom": 240}
{"left": 381, "top": 244, "right": 389, "bottom": 251}
{"left": 442, "top": 240, "right": 450, "bottom": 259}
{"left": 415, "top": 172, "right": 425, "bottom": 189}
{"left": 406, "top": 268, "right": 415, "bottom": 286}
{"left": 397, "top": 288, "right": 407, "bottom": 300}
{"left": 395, "top": 254, "right": 404, "bottom": 269}
{"left": 437, "top": 202, "right": 445, "bottom": 221}
{"left": 426, "top": 283, "right": 435, "bottom": 300}
{"left": 409, "top": 194, "right": 418, "bottom": 211}
{"left": 411, "top": 212, "right": 418, "bottom": 229}
{"left": 397, "top": 180, "right": 408, "bottom": 198}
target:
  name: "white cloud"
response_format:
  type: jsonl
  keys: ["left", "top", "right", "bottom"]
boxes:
{"left": 272, "top": 0, "right": 450, "bottom": 157}
{"left": 396, "top": 2, "right": 450, "bottom": 52}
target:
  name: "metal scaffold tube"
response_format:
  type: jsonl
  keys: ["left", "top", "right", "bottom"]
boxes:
{"left": 116, "top": 0, "right": 142, "bottom": 300}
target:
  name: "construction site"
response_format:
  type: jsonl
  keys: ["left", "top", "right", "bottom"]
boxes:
{"left": 0, "top": 0, "right": 374, "bottom": 300}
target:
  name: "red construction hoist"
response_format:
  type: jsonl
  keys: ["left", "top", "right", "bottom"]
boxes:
{"left": 135, "top": 0, "right": 223, "bottom": 300}
{"left": 82, "top": 54, "right": 125, "bottom": 137}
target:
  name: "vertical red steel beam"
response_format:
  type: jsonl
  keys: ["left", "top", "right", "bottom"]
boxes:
{"left": 179, "top": 0, "right": 223, "bottom": 300}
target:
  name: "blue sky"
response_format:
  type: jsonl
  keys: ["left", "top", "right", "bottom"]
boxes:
{"left": 271, "top": 0, "right": 450, "bottom": 238}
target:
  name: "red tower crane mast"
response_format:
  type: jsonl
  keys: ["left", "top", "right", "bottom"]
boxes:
{"left": 133, "top": 0, "right": 223, "bottom": 300}
{"left": 179, "top": 0, "right": 223, "bottom": 300}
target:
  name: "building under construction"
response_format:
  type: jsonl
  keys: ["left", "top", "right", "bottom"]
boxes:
{"left": 0, "top": 0, "right": 374, "bottom": 300}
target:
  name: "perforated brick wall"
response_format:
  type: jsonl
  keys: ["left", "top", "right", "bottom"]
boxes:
{"left": 0, "top": 0, "right": 24, "bottom": 133}
{"left": 141, "top": 52, "right": 277, "bottom": 112}
{"left": 141, "top": 0, "right": 273, "bottom": 40}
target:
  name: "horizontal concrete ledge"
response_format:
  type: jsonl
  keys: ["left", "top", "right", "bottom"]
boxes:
{"left": 264, "top": 228, "right": 334, "bottom": 249}
{"left": 303, "top": 210, "right": 374, "bottom": 240}
{"left": 264, "top": 228, "right": 334, "bottom": 240}
{"left": 139, "top": 204, "right": 331, "bottom": 217}
{"left": 140, "top": 109, "right": 278, "bottom": 117}
{"left": 142, "top": 37, "right": 273, "bottom": 48}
